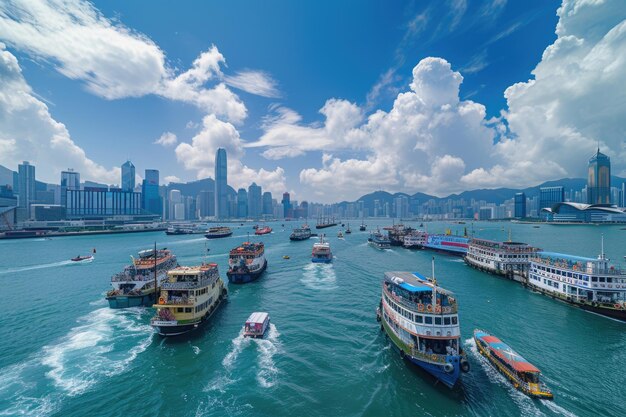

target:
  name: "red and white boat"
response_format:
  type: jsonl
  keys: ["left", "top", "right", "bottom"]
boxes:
{"left": 255, "top": 226, "right": 272, "bottom": 235}
{"left": 244, "top": 312, "right": 270, "bottom": 338}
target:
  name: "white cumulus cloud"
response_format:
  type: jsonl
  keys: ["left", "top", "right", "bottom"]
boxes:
{"left": 154, "top": 132, "right": 178, "bottom": 147}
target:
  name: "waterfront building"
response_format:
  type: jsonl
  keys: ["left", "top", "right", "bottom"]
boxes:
{"left": 541, "top": 202, "right": 626, "bottom": 223}
{"left": 282, "top": 192, "right": 291, "bottom": 218}
{"left": 237, "top": 188, "right": 248, "bottom": 218}
{"left": 60, "top": 169, "right": 80, "bottom": 207}
{"left": 30, "top": 204, "right": 66, "bottom": 221}
{"left": 198, "top": 190, "right": 215, "bottom": 218}
{"left": 121, "top": 160, "right": 135, "bottom": 191}
{"left": 514, "top": 192, "right": 526, "bottom": 218}
{"left": 17, "top": 161, "right": 35, "bottom": 210}
{"left": 587, "top": 148, "right": 610, "bottom": 205}
{"left": 185, "top": 195, "right": 196, "bottom": 220}
{"left": 248, "top": 182, "right": 262, "bottom": 219}
{"left": 262, "top": 191, "right": 273, "bottom": 216}
{"left": 66, "top": 187, "right": 142, "bottom": 218}
{"left": 214, "top": 148, "right": 229, "bottom": 219}
{"left": 0, "top": 185, "right": 17, "bottom": 207}
{"left": 539, "top": 186, "right": 564, "bottom": 211}
{"left": 168, "top": 189, "right": 182, "bottom": 220}
{"left": 478, "top": 207, "right": 492, "bottom": 220}
{"left": 142, "top": 169, "right": 162, "bottom": 217}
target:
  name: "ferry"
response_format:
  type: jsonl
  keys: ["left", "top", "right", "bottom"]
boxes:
{"left": 316, "top": 216, "right": 337, "bottom": 229}
{"left": 244, "top": 312, "right": 271, "bottom": 338}
{"left": 255, "top": 226, "right": 272, "bottom": 235}
{"left": 474, "top": 329, "right": 553, "bottom": 399}
{"left": 377, "top": 269, "right": 470, "bottom": 388}
{"left": 311, "top": 234, "right": 332, "bottom": 263}
{"left": 106, "top": 248, "right": 178, "bottom": 309}
{"left": 386, "top": 224, "right": 415, "bottom": 246}
{"left": 290, "top": 225, "right": 312, "bottom": 241}
{"left": 359, "top": 221, "right": 366, "bottom": 231}
{"left": 423, "top": 231, "right": 469, "bottom": 256}
{"left": 403, "top": 230, "right": 428, "bottom": 249}
{"left": 528, "top": 247, "right": 626, "bottom": 321}
{"left": 369, "top": 230, "right": 391, "bottom": 250}
{"left": 151, "top": 263, "right": 227, "bottom": 336}
{"left": 226, "top": 242, "right": 268, "bottom": 284}
{"left": 165, "top": 225, "right": 194, "bottom": 235}
{"left": 465, "top": 238, "right": 540, "bottom": 280}
{"left": 205, "top": 226, "right": 233, "bottom": 239}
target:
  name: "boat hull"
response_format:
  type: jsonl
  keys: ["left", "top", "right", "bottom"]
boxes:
{"left": 107, "top": 292, "right": 156, "bottom": 309}
{"left": 205, "top": 232, "right": 233, "bottom": 239}
{"left": 290, "top": 235, "right": 311, "bottom": 241}
{"left": 311, "top": 256, "right": 332, "bottom": 263}
{"left": 227, "top": 259, "right": 268, "bottom": 284}
{"left": 153, "top": 295, "right": 226, "bottom": 337}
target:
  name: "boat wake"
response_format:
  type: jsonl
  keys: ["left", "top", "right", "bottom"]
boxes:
{"left": 0, "top": 260, "right": 74, "bottom": 275}
{"left": 255, "top": 324, "right": 281, "bottom": 388}
{"left": 300, "top": 263, "right": 338, "bottom": 291}
{"left": 0, "top": 308, "right": 153, "bottom": 416}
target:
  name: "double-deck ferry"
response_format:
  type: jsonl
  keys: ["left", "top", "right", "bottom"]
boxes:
{"left": 369, "top": 230, "right": 391, "bottom": 250}
{"left": 403, "top": 230, "right": 427, "bottom": 249}
{"left": 205, "top": 226, "right": 233, "bottom": 239}
{"left": 465, "top": 238, "right": 540, "bottom": 280}
{"left": 386, "top": 224, "right": 414, "bottom": 246}
{"left": 528, "top": 248, "right": 626, "bottom": 321}
{"left": 423, "top": 231, "right": 469, "bottom": 256}
{"left": 255, "top": 226, "right": 272, "bottom": 235}
{"left": 311, "top": 234, "right": 332, "bottom": 263}
{"left": 106, "top": 248, "right": 178, "bottom": 308}
{"left": 377, "top": 270, "right": 470, "bottom": 388}
{"left": 151, "top": 263, "right": 227, "bottom": 336}
{"left": 290, "top": 225, "right": 312, "bottom": 241}
{"left": 226, "top": 242, "right": 268, "bottom": 284}
{"left": 474, "top": 330, "right": 553, "bottom": 399}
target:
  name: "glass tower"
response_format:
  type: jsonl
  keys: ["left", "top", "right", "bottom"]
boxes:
{"left": 587, "top": 148, "right": 611, "bottom": 205}
{"left": 214, "top": 148, "right": 228, "bottom": 218}
{"left": 18, "top": 161, "right": 36, "bottom": 209}
{"left": 121, "top": 160, "right": 135, "bottom": 191}
{"left": 60, "top": 169, "right": 80, "bottom": 207}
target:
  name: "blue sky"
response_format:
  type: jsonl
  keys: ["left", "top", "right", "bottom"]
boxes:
{"left": 1, "top": 0, "right": 624, "bottom": 202}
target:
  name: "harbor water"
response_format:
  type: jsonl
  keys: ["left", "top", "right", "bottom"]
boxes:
{"left": 0, "top": 221, "right": 624, "bottom": 416}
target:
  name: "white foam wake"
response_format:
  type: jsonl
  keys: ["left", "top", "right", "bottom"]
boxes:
{"left": 254, "top": 324, "right": 281, "bottom": 388}
{"left": 0, "top": 260, "right": 73, "bottom": 275}
{"left": 300, "top": 263, "right": 338, "bottom": 291}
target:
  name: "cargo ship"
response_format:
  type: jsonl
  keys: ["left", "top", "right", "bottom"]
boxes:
{"left": 377, "top": 268, "right": 470, "bottom": 388}
{"left": 474, "top": 329, "right": 553, "bottom": 399}
{"left": 106, "top": 248, "right": 178, "bottom": 308}
{"left": 151, "top": 263, "right": 227, "bottom": 336}
{"left": 226, "top": 241, "right": 268, "bottom": 284}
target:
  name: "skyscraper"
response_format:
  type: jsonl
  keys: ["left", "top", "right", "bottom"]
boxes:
{"left": 587, "top": 148, "right": 611, "bottom": 205}
{"left": 121, "top": 160, "right": 135, "bottom": 191}
{"left": 262, "top": 191, "right": 273, "bottom": 216}
{"left": 514, "top": 192, "right": 526, "bottom": 218}
{"left": 169, "top": 189, "right": 182, "bottom": 220}
{"left": 282, "top": 192, "right": 291, "bottom": 218}
{"left": 247, "top": 182, "right": 262, "bottom": 219}
{"left": 237, "top": 188, "right": 248, "bottom": 218}
{"left": 142, "top": 169, "right": 161, "bottom": 216}
{"left": 539, "top": 186, "right": 564, "bottom": 211}
{"left": 60, "top": 169, "right": 80, "bottom": 207}
{"left": 198, "top": 190, "right": 215, "bottom": 218}
{"left": 17, "top": 161, "right": 35, "bottom": 209}
{"left": 214, "top": 148, "right": 228, "bottom": 218}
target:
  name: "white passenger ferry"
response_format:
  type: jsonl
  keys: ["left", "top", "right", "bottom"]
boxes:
{"left": 528, "top": 247, "right": 626, "bottom": 321}
{"left": 465, "top": 238, "right": 540, "bottom": 280}
{"left": 403, "top": 230, "right": 427, "bottom": 249}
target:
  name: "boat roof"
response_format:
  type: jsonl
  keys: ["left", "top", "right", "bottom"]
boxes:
{"left": 246, "top": 312, "right": 269, "bottom": 324}
{"left": 384, "top": 271, "right": 453, "bottom": 295}
{"left": 537, "top": 251, "right": 597, "bottom": 263}
{"left": 169, "top": 263, "right": 218, "bottom": 274}
{"left": 475, "top": 331, "right": 540, "bottom": 373}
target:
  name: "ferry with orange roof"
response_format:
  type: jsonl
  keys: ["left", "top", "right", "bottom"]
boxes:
{"left": 226, "top": 241, "right": 267, "bottom": 284}
{"left": 474, "top": 329, "right": 553, "bottom": 399}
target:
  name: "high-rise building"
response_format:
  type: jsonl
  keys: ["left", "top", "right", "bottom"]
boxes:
{"left": 121, "top": 160, "right": 135, "bottom": 191}
{"left": 17, "top": 161, "right": 35, "bottom": 209}
{"left": 587, "top": 148, "right": 611, "bottom": 205}
{"left": 60, "top": 169, "right": 80, "bottom": 207}
{"left": 169, "top": 189, "right": 182, "bottom": 220}
{"left": 142, "top": 169, "right": 161, "bottom": 216}
{"left": 214, "top": 148, "right": 228, "bottom": 218}
{"left": 237, "top": 188, "right": 248, "bottom": 218}
{"left": 539, "top": 186, "right": 564, "bottom": 211}
{"left": 514, "top": 192, "right": 526, "bottom": 218}
{"left": 247, "top": 182, "right": 262, "bottom": 219}
{"left": 198, "top": 190, "right": 215, "bottom": 218}
{"left": 622, "top": 182, "right": 626, "bottom": 207}
{"left": 262, "top": 191, "right": 273, "bottom": 216}
{"left": 282, "top": 192, "right": 291, "bottom": 218}
{"left": 66, "top": 187, "right": 142, "bottom": 218}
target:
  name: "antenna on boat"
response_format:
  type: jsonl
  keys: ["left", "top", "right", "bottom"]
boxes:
{"left": 431, "top": 256, "right": 436, "bottom": 283}
{"left": 600, "top": 233, "right": 605, "bottom": 260}
{"left": 508, "top": 228, "right": 512, "bottom": 243}
{"left": 153, "top": 241, "right": 157, "bottom": 303}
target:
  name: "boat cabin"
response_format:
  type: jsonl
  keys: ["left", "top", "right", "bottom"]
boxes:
{"left": 244, "top": 312, "right": 270, "bottom": 338}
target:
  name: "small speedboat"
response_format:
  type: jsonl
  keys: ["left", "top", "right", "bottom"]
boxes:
{"left": 71, "top": 255, "right": 94, "bottom": 263}
{"left": 283, "top": 255, "right": 290, "bottom": 260}
{"left": 244, "top": 312, "right": 270, "bottom": 338}
{"left": 338, "top": 231, "right": 344, "bottom": 238}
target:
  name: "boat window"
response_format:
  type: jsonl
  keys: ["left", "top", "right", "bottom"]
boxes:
{"left": 444, "top": 317, "right": 451, "bottom": 325}
{"left": 425, "top": 316, "right": 433, "bottom": 324}
{"left": 415, "top": 315, "right": 423, "bottom": 323}
{"left": 185, "top": 308, "right": 192, "bottom": 313}
{"left": 177, "top": 308, "right": 183, "bottom": 313}
{"left": 606, "top": 277, "right": 612, "bottom": 283}
{"left": 592, "top": 277, "right": 597, "bottom": 282}
{"left": 452, "top": 316, "right": 458, "bottom": 325}
{"left": 599, "top": 277, "right": 605, "bottom": 283}
{"left": 435, "top": 317, "right": 442, "bottom": 325}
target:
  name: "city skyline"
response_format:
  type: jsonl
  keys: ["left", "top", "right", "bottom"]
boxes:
{"left": 1, "top": 1, "right": 624, "bottom": 202}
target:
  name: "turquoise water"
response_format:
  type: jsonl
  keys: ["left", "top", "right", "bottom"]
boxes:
{"left": 0, "top": 221, "right": 624, "bottom": 416}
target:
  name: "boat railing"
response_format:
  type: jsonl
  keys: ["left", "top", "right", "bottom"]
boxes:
{"left": 111, "top": 273, "right": 154, "bottom": 282}
{"left": 162, "top": 281, "right": 204, "bottom": 289}
{"left": 164, "top": 296, "right": 195, "bottom": 305}
{"left": 410, "top": 347, "right": 447, "bottom": 364}
{"left": 383, "top": 285, "right": 458, "bottom": 314}
{"left": 531, "top": 257, "right": 625, "bottom": 275}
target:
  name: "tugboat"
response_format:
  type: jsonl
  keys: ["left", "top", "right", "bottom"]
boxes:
{"left": 106, "top": 247, "right": 178, "bottom": 308}
{"left": 377, "top": 266, "right": 470, "bottom": 388}
{"left": 474, "top": 329, "right": 553, "bottom": 399}
{"left": 369, "top": 230, "right": 391, "bottom": 250}
{"left": 290, "top": 224, "right": 312, "bottom": 241}
{"left": 243, "top": 312, "right": 271, "bottom": 338}
{"left": 255, "top": 225, "right": 272, "bottom": 235}
{"left": 311, "top": 234, "right": 332, "bottom": 263}
{"left": 205, "top": 226, "right": 233, "bottom": 239}
{"left": 151, "top": 263, "right": 227, "bottom": 336}
{"left": 226, "top": 241, "right": 268, "bottom": 284}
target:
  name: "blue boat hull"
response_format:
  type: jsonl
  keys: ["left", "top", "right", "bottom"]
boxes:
{"left": 311, "top": 257, "right": 332, "bottom": 263}
{"left": 406, "top": 354, "right": 461, "bottom": 389}
{"left": 227, "top": 260, "right": 267, "bottom": 284}
{"left": 107, "top": 292, "right": 156, "bottom": 309}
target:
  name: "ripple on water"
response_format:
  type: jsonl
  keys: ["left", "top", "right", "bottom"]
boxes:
{"left": 300, "top": 263, "right": 338, "bottom": 291}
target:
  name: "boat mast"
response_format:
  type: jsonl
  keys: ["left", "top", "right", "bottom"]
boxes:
{"left": 153, "top": 242, "right": 157, "bottom": 298}
{"left": 431, "top": 256, "right": 437, "bottom": 310}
